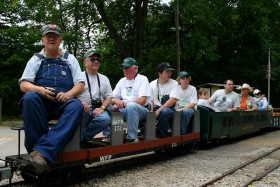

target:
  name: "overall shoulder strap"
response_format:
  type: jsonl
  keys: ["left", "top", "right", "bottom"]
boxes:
{"left": 62, "top": 52, "right": 69, "bottom": 59}
{"left": 35, "top": 53, "right": 45, "bottom": 60}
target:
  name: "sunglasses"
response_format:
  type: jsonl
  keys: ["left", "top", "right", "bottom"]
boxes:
{"left": 90, "top": 57, "right": 100, "bottom": 63}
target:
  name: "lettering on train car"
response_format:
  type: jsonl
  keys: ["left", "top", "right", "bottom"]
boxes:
{"left": 172, "top": 143, "right": 177, "bottom": 147}
{"left": 113, "top": 119, "right": 123, "bottom": 132}
{"left": 240, "top": 125, "right": 254, "bottom": 131}
{"left": 100, "top": 155, "right": 112, "bottom": 162}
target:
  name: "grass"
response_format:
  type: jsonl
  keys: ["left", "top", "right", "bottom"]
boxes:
{"left": 0, "top": 120, "right": 23, "bottom": 127}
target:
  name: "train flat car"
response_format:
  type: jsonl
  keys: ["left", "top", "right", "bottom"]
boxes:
{"left": 1, "top": 111, "right": 200, "bottom": 185}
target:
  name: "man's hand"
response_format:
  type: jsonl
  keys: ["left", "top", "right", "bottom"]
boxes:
{"left": 41, "top": 87, "right": 57, "bottom": 100}
{"left": 81, "top": 101, "right": 90, "bottom": 113}
{"left": 113, "top": 99, "right": 126, "bottom": 109}
{"left": 56, "top": 92, "right": 71, "bottom": 103}
{"left": 93, "top": 107, "right": 104, "bottom": 117}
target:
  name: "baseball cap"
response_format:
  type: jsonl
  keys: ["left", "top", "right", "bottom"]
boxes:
{"left": 253, "top": 89, "right": 261, "bottom": 95}
{"left": 157, "top": 62, "right": 175, "bottom": 72}
{"left": 84, "top": 50, "right": 101, "bottom": 58}
{"left": 179, "top": 71, "right": 190, "bottom": 78}
{"left": 42, "top": 24, "right": 62, "bottom": 36}
{"left": 121, "top": 57, "right": 137, "bottom": 67}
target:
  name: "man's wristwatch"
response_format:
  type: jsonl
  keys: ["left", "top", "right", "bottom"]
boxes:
{"left": 101, "top": 105, "right": 106, "bottom": 110}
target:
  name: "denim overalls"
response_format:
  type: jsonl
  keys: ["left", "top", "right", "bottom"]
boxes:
{"left": 21, "top": 53, "right": 83, "bottom": 162}
{"left": 34, "top": 53, "right": 73, "bottom": 93}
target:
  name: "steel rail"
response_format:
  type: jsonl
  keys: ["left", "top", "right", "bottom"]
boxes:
{"left": 241, "top": 161, "right": 280, "bottom": 187}
{"left": 199, "top": 145, "right": 280, "bottom": 187}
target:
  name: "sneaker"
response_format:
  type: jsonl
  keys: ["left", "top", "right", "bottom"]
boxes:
{"left": 126, "top": 137, "right": 139, "bottom": 144}
{"left": 29, "top": 151, "right": 49, "bottom": 174}
{"left": 167, "top": 128, "right": 172, "bottom": 134}
{"left": 101, "top": 136, "right": 110, "bottom": 143}
{"left": 137, "top": 132, "right": 145, "bottom": 139}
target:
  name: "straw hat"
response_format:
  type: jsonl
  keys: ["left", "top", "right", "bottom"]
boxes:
{"left": 240, "top": 83, "right": 253, "bottom": 92}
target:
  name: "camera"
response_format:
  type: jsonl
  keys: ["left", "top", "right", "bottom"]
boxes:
{"left": 161, "top": 95, "right": 170, "bottom": 105}
{"left": 161, "top": 95, "right": 175, "bottom": 107}
{"left": 91, "top": 99, "right": 103, "bottom": 108}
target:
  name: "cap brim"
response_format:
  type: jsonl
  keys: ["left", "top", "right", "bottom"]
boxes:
{"left": 85, "top": 53, "right": 101, "bottom": 58}
{"left": 42, "top": 30, "right": 61, "bottom": 36}
{"left": 121, "top": 62, "right": 132, "bottom": 67}
{"left": 179, "top": 74, "right": 190, "bottom": 77}
{"left": 166, "top": 68, "right": 175, "bottom": 71}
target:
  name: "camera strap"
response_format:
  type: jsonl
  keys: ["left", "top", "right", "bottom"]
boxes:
{"left": 85, "top": 71, "right": 101, "bottom": 101}
{"left": 157, "top": 79, "right": 167, "bottom": 101}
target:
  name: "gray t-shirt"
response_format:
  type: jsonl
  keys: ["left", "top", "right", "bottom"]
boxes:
{"left": 210, "top": 89, "right": 240, "bottom": 111}
{"left": 78, "top": 72, "right": 113, "bottom": 106}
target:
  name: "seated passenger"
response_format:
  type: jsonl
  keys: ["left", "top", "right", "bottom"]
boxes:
{"left": 156, "top": 71, "right": 197, "bottom": 135}
{"left": 78, "top": 50, "right": 113, "bottom": 143}
{"left": 239, "top": 83, "right": 257, "bottom": 111}
{"left": 150, "top": 62, "right": 178, "bottom": 138}
{"left": 110, "top": 57, "right": 150, "bottom": 143}
{"left": 253, "top": 89, "right": 268, "bottom": 111}
{"left": 197, "top": 88, "right": 219, "bottom": 111}
{"left": 19, "top": 24, "right": 84, "bottom": 174}
{"left": 208, "top": 79, "right": 240, "bottom": 112}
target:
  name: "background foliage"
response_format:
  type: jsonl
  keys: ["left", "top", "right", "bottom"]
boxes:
{"left": 1, "top": 0, "right": 280, "bottom": 117}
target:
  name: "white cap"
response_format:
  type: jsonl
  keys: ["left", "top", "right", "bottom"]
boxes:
{"left": 253, "top": 89, "right": 261, "bottom": 95}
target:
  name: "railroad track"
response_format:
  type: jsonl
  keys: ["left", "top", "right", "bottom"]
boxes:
{"left": 200, "top": 145, "right": 280, "bottom": 187}
{"left": 0, "top": 152, "right": 159, "bottom": 186}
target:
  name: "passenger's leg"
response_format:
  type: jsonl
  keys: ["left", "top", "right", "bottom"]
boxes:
{"left": 119, "top": 102, "right": 148, "bottom": 140}
{"left": 102, "top": 104, "right": 113, "bottom": 136}
{"left": 21, "top": 91, "right": 49, "bottom": 153}
{"left": 80, "top": 111, "right": 92, "bottom": 142}
{"left": 156, "top": 107, "right": 175, "bottom": 137}
{"left": 180, "top": 108, "right": 194, "bottom": 134}
{"left": 33, "top": 98, "right": 83, "bottom": 162}
{"left": 83, "top": 110, "right": 111, "bottom": 141}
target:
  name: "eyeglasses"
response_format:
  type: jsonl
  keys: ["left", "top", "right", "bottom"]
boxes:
{"left": 44, "top": 34, "right": 60, "bottom": 39}
{"left": 90, "top": 58, "right": 100, "bottom": 63}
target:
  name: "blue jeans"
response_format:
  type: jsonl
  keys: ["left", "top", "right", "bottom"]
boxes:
{"left": 156, "top": 107, "right": 175, "bottom": 136}
{"left": 21, "top": 91, "right": 83, "bottom": 162}
{"left": 117, "top": 102, "right": 148, "bottom": 140}
{"left": 180, "top": 108, "right": 194, "bottom": 134}
{"left": 81, "top": 108, "right": 111, "bottom": 141}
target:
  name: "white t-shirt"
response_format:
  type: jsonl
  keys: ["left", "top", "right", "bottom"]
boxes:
{"left": 113, "top": 74, "right": 151, "bottom": 106}
{"left": 210, "top": 89, "right": 240, "bottom": 111}
{"left": 78, "top": 72, "right": 113, "bottom": 105}
{"left": 149, "top": 79, "right": 178, "bottom": 106}
{"left": 198, "top": 99, "right": 212, "bottom": 108}
{"left": 170, "top": 85, "right": 198, "bottom": 110}
{"left": 253, "top": 96, "right": 268, "bottom": 110}
{"left": 198, "top": 99, "right": 219, "bottom": 111}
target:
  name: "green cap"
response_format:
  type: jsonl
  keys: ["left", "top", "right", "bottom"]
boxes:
{"left": 121, "top": 57, "right": 137, "bottom": 67}
{"left": 179, "top": 71, "right": 190, "bottom": 78}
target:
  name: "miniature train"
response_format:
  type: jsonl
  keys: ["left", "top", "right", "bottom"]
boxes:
{"left": 1, "top": 106, "right": 277, "bottom": 186}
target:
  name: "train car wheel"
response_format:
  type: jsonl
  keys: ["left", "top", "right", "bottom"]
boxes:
{"left": 62, "top": 164, "right": 86, "bottom": 184}
{"left": 20, "top": 165, "right": 43, "bottom": 184}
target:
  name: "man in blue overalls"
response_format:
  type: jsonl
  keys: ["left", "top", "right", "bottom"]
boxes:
{"left": 19, "top": 24, "right": 84, "bottom": 174}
